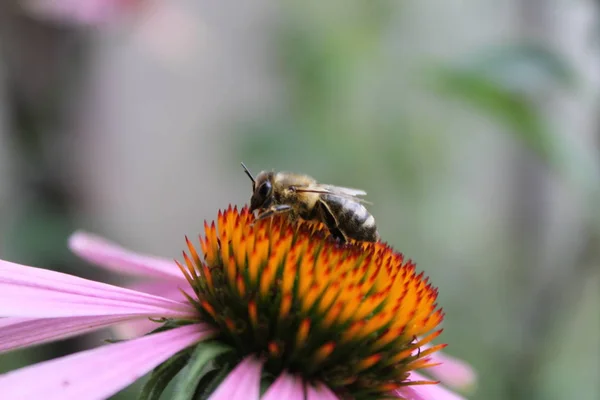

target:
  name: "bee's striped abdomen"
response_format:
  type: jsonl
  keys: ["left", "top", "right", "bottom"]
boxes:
{"left": 321, "top": 194, "right": 379, "bottom": 242}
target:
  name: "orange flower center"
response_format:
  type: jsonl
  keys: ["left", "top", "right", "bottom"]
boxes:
{"left": 177, "top": 206, "right": 445, "bottom": 397}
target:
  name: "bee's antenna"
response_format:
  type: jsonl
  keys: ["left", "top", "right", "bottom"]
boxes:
{"left": 241, "top": 162, "right": 255, "bottom": 184}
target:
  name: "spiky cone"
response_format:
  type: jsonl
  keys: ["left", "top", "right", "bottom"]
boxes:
{"left": 177, "top": 205, "right": 445, "bottom": 399}
{"left": 0, "top": 205, "right": 470, "bottom": 400}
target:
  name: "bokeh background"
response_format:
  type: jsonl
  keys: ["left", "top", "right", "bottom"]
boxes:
{"left": 1, "top": 1, "right": 599, "bottom": 399}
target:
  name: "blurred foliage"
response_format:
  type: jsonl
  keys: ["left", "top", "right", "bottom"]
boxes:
{"left": 238, "top": 0, "right": 451, "bottom": 215}
{"left": 430, "top": 43, "right": 600, "bottom": 193}
{"left": 430, "top": 44, "right": 570, "bottom": 163}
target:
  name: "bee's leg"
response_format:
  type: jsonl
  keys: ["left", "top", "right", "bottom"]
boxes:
{"left": 254, "top": 204, "right": 293, "bottom": 221}
{"left": 286, "top": 212, "right": 299, "bottom": 223}
{"left": 316, "top": 201, "right": 347, "bottom": 243}
{"left": 329, "top": 228, "right": 347, "bottom": 243}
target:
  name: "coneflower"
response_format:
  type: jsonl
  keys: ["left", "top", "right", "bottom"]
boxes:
{"left": 0, "top": 206, "right": 475, "bottom": 399}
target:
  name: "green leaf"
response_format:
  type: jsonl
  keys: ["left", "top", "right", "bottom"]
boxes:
{"left": 260, "top": 374, "right": 276, "bottom": 396}
{"left": 452, "top": 42, "right": 576, "bottom": 92}
{"left": 432, "top": 64, "right": 554, "bottom": 152}
{"left": 193, "top": 363, "right": 234, "bottom": 400}
{"left": 145, "top": 320, "right": 196, "bottom": 336}
{"left": 426, "top": 43, "right": 571, "bottom": 170}
{"left": 138, "top": 349, "right": 192, "bottom": 400}
{"left": 428, "top": 43, "right": 600, "bottom": 194}
{"left": 103, "top": 339, "right": 125, "bottom": 344}
{"left": 172, "top": 342, "right": 233, "bottom": 400}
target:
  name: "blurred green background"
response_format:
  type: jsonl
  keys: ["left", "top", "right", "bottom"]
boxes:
{"left": 0, "top": 0, "right": 599, "bottom": 399}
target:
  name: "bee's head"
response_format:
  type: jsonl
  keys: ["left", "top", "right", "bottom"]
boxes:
{"left": 250, "top": 172, "right": 274, "bottom": 212}
{"left": 241, "top": 163, "right": 274, "bottom": 212}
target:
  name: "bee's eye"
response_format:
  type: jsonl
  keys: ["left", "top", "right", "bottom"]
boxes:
{"left": 258, "top": 181, "right": 271, "bottom": 198}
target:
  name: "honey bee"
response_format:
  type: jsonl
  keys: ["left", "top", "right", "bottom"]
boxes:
{"left": 241, "top": 163, "right": 379, "bottom": 243}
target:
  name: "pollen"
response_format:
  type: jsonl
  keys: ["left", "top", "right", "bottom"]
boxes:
{"left": 179, "top": 205, "right": 445, "bottom": 398}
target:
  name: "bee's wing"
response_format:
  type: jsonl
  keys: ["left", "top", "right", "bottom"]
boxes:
{"left": 320, "top": 185, "right": 367, "bottom": 197}
{"left": 295, "top": 184, "right": 372, "bottom": 204}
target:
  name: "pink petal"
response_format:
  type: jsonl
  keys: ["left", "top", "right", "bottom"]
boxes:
{"left": 262, "top": 372, "right": 305, "bottom": 400}
{"left": 111, "top": 281, "right": 187, "bottom": 339}
{"left": 424, "top": 347, "right": 477, "bottom": 391}
{"left": 0, "top": 260, "right": 194, "bottom": 318}
{"left": 0, "top": 315, "right": 141, "bottom": 354}
{"left": 0, "top": 324, "right": 215, "bottom": 400}
{"left": 305, "top": 382, "right": 340, "bottom": 400}
{"left": 22, "top": 0, "right": 138, "bottom": 26}
{"left": 68, "top": 231, "right": 186, "bottom": 281}
{"left": 208, "top": 356, "right": 262, "bottom": 400}
{"left": 110, "top": 318, "right": 163, "bottom": 340}
{"left": 394, "top": 372, "right": 466, "bottom": 400}
{"left": 128, "top": 281, "right": 186, "bottom": 300}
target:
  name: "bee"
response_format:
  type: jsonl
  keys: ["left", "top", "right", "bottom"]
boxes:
{"left": 241, "top": 163, "right": 379, "bottom": 243}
